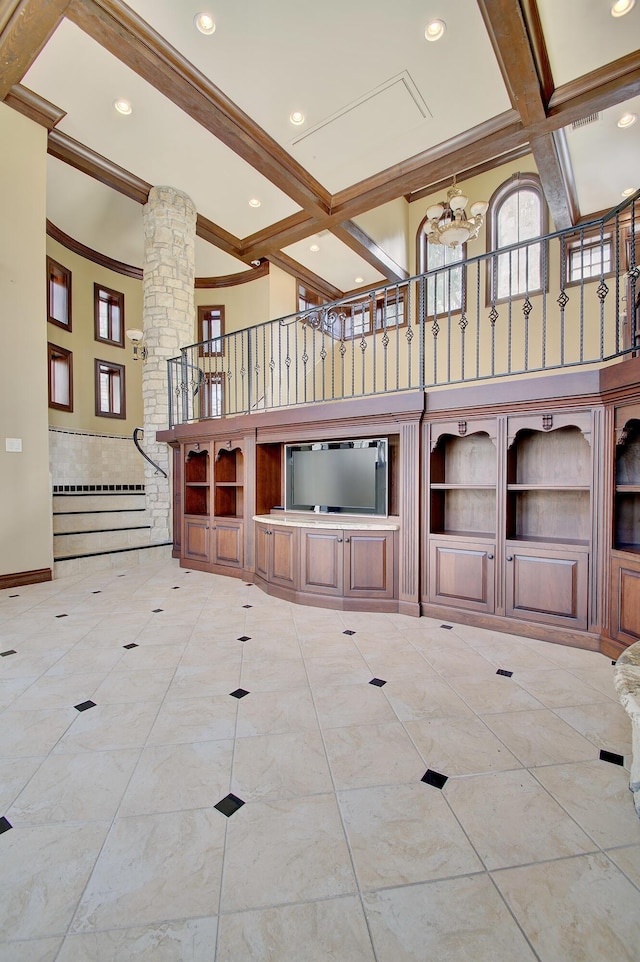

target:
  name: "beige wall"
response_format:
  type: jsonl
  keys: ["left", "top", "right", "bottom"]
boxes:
{"left": 46, "top": 237, "right": 143, "bottom": 434}
{"left": 0, "top": 105, "right": 52, "bottom": 578}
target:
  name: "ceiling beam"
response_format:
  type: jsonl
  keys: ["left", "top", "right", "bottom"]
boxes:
{"left": 66, "top": 0, "right": 331, "bottom": 219}
{"left": 47, "top": 128, "right": 152, "bottom": 204}
{"left": 4, "top": 82, "right": 66, "bottom": 128}
{"left": 547, "top": 50, "right": 640, "bottom": 120}
{"left": 0, "top": 0, "right": 70, "bottom": 99}
{"left": 476, "top": 0, "right": 547, "bottom": 126}
{"left": 267, "top": 251, "right": 343, "bottom": 302}
{"left": 407, "top": 144, "right": 532, "bottom": 202}
{"left": 331, "top": 222, "right": 408, "bottom": 283}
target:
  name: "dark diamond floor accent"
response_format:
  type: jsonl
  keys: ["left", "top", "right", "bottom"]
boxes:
{"left": 421, "top": 769, "right": 448, "bottom": 789}
{"left": 152, "top": 609, "right": 163, "bottom": 613}
{"left": 123, "top": 643, "right": 138, "bottom": 649}
{"left": 92, "top": 591, "right": 101, "bottom": 594}
{"left": 600, "top": 749, "right": 625, "bottom": 766}
{"left": 172, "top": 586, "right": 181, "bottom": 590}
{"left": 9, "top": 594, "right": 19, "bottom": 598}
{"left": 369, "top": 678, "right": 387, "bottom": 687}
{"left": 237, "top": 635, "right": 251, "bottom": 642}
{"left": 496, "top": 669, "right": 513, "bottom": 677}
{"left": 214, "top": 793, "right": 245, "bottom": 817}
{"left": 440, "top": 624, "right": 452, "bottom": 630}
{"left": 230, "top": 688, "right": 250, "bottom": 699}
{"left": 56, "top": 614, "right": 68, "bottom": 619}
{"left": 0, "top": 817, "right": 12, "bottom": 834}
{"left": 343, "top": 630, "right": 356, "bottom": 636}
{"left": 0, "top": 650, "right": 17, "bottom": 657}
{"left": 242, "top": 604, "right": 252, "bottom": 609}
{"left": 75, "top": 700, "right": 97, "bottom": 712}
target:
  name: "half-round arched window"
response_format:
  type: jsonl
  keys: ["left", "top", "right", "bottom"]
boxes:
{"left": 487, "top": 173, "right": 548, "bottom": 302}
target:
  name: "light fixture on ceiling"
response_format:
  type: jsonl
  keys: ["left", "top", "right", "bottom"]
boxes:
{"left": 126, "top": 328, "right": 147, "bottom": 361}
{"left": 611, "top": 0, "right": 635, "bottom": 16}
{"left": 618, "top": 112, "right": 638, "bottom": 129}
{"left": 290, "top": 111, "right": 305, "bottom": 126}
{"left": 622, "top": 187, "right": 637, "bottom": 197}
{"left": 424, "top": 176, "right": 488, "bottom": 248}
{"left": 248, "top": 198, "right": 261, "bottom": 208}
{"left": 424, "top": 19, "right": 446, "bottom": 41}
{"left": 114, "top": 99, "right": 132, "bottom": 115}
{"left": 309, "top": 243, "right": 320, "bottom": 252}
{"left": 194, "top": 13, "right": 216, "bottom": 34}
{"left": 354, "top": 276, "right": 364, "bottom": 284}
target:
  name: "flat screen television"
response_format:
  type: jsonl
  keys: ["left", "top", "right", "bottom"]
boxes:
{"left": 284, "top": 438, "right": 388, "bottom": 516}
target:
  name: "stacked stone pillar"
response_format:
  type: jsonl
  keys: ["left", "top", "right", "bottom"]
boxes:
{"left": 142, "top": 187, "right": 196, "bottom": 543}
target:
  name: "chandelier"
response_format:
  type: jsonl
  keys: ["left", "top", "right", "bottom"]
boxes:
{"left": 425, "top": 177, "right": 488, "bottom": 248}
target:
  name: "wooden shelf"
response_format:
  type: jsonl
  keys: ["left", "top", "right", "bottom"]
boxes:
{"left": 215, "top": 482, "right": 243, "bottom": 488}
{"left": 616, "top": 485, "right": 640, "bottom": 493}
{"left": 432, "top": 529, "right": 495, "bottom": 540}
{"left": 508, "top": 484, "right": 590, "bottom": 492}
{"left": 507, "top": 535, "right": 590, "bottom": 547}
{"left": 431, "top": 484, "right": 495, "bottom": 491}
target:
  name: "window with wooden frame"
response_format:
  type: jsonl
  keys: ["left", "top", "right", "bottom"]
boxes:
{"left": 340, "top": 288, "right": 407, "bottom": 340}
{"left": 423, "top": 239, "right": 465, "bottom": 317}
{"left": 47, "top": 257, "right": 72, "bottom": 330}
{"left": 94, "top": 284, "right": 124, "bottom": 346}
{"left": 95, "top": 359, "right": 126, "bottom": 419}
{"left": 487, "top": 173, "right": 548, "bottom": 303}
{"left": 198, "top": 372, "right": 225, "bottom": 419}
{"left": 48, "top": 343, "right": 73, "bottom": 411}
{"left": 565, "top": 227, "right": 614, "bottom": 285}
{"left": 197, "top": 306, "right": 225, "bottom": 356}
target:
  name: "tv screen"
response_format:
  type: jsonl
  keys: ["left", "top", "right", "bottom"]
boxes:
{"left": 285, "top": 438, "right": 388, "bottom": 516}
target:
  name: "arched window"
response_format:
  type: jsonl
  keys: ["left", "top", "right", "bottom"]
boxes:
{"left": 487, "top": 173, "right": 547, "bottom": 302}
{"left": 418, "top": 216, "right": 466, "bottom": 318}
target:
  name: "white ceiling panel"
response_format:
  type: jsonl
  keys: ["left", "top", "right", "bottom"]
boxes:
{"left": 24, "top": 19, "right": 301, "bottom": 236}
{"left": 284, "top": 234, "right": 385, "bottom": 292}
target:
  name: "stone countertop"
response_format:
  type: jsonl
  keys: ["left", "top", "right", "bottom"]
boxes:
{"left": 253, "top": 514, "right": 399, "bottom": 531}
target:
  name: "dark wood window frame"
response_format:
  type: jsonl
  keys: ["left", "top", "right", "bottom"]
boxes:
{"left": 48, "top": 342, "right": 73, "bottom": 412}
{"left": 199, "top": 371, "right": 225, "bottom": 419}
{"left": 564, "top": 225, "right": 615, "bottom": 287}
{"left": 47, "top": 256, "right": 72, "bottom": 331}
{"left": 329, "top": 288, "right": 408, "bottom": 340}
{"left": 95, "top": 358, "right": 126, "bottom": 419}
{"left": 485, "top": 172, "right": 548, "bottom": 306}
{"left": 416, "top": 219, "right": 467, "bottom": 320}
{"left": 94, "top": 283, "right": 125, "bottom": 347}
{"left": 197, "top": 305, "right": 225, "bottom": 357}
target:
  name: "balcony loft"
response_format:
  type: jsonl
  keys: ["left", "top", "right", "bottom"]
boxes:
{"left": 167, "top": 192, "right": 639, "bottom": 428}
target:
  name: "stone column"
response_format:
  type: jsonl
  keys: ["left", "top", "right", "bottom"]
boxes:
{"left": 142, "top": 186, "right": 196, "bottom": 542}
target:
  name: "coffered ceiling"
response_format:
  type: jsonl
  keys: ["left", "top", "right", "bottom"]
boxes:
{"left": 2, "top": 0, "right": 639, "bottom": 297}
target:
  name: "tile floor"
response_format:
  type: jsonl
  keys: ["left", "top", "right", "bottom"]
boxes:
{"left": 1, "top": 560, "right": 640, "bottom": 961}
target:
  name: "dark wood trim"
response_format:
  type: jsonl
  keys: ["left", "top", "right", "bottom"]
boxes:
{"left": 94, "top": 356, "right": 126, "bottom": 419}
{"left": 195, "top": 214, "right": 244, "bottom": 262}
{"left": 47, "top": 220, "right": 143, "bottom": 278}
{"left": 528, "top": 130, "right": 576, "bottom": 229}
{"left": 66, "top": 0, "right": 331, "bottom": 217}
{"left": 0, "top": 567, "right": 52, "bottom": 589}
{"left": 196, "top": 261, "right": 270, "bottom": 288}
{"left": 0, "top": 0, "right": 70, "bottom": 100}
{"left": 331, "top": 221, "right": 409, "bottom": 283}
{"left": 475, "top": 0, "right": 546, "bottom": 127}
{"left": 548, "top": 50, "right": 640, "bottom": 116}
{"left": 267, "top": 251, "right": 343, "bottom": 302}
{"left": 47, "top": 254, "right": 72, "bottom": 330}
{"left": 94, "top": 281, "right": 125, "bottom": 347}
{"left": 241, "top": 211, "right": 319, "bottom": 260}
{"left": 4, "top": 83, "right": 66, "bottom": 128}
{"left": 407, "top": 145, "right": 532, "bottom": 203}
{"left": 47, "top": 340, "right": 73, "bottom": 411}
{"left": 519, "top": 0, "right": 555, "bottom": 106}
{"left": 47, "top": 128, "right": 152, "bottom": 205}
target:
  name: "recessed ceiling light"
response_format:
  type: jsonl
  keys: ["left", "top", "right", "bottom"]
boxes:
{"left": 309, "top": 243, "right": 320, "bottom": 252}
{"left": 114, "top": 99, "right": 132, "bottom": 115}
{"left": 611, "top": 0, "right": 635, "bottom": 16}
{"left": 622, "top": 187, "right": 637, "bottom": 197}
{"left": 355, "top": 276, "right": 364, "bottom": 284}
{"left": 618, "top": 112, "right": 637, "bottom": 128}
{"left": 425, "top": 19, "right": 446, "bottom": 41}
{"left": 248, "top": 198, "right": 261, "bottom": 208}
{"left": 290, "top": 111, "right": 305, "bottom": 126}
{"left": 194, "top": 12, "right": 216, "bottom": 34}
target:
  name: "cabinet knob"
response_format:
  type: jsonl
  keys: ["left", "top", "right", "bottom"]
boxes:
{"left": 345, "top": 537, "right": 350, "bottom": 543}
{"left": 506, "top": 555, "right": 513, "bottom": 561}
{"left": 487, "top": 553, "right": 494, "bottom": 560}
{"left": 337, "top": 538, "right": 343, "bottom": 543}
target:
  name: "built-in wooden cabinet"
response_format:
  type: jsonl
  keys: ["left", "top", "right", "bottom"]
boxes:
{"left": 609, "top": 406, "right": 640, "bottom": 647}
{"left": 429, "top": 537, "right": 496, "bottom": 613}
{"left": 255, "top": 522, "right": 298, "bottom": 589}
{"left": 299, "top": 527, "right": 395, "bottom": 600}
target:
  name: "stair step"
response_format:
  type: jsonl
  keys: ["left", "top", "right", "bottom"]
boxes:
{"left": 53, "top": 541, "right": 173, "bottom": 576}
{"left": 54, "top": 527, "right": 154, "bottom": 559}
{"left": 53, "top": 510, "right": 147, "bottom": 533}
{"left": 53, "top": 492, "right": 146, "bottom": 512}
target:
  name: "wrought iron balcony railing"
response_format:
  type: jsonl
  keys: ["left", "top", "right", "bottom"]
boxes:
{"left": 168, "top": 191, "right": 638, "bottom": 427}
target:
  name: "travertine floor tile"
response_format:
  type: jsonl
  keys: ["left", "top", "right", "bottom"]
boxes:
{"left": 57, "top": 918, "right": 218, "bottom": 962}
{"left": 323, "top": 722, "right": 424, "bottom": 789}
{"left": 231, "top": 729, "right": 333, "bottom": 800}
{"left": 405, "top": 713, "right": 522, "bottom": 775}
{"left": 482, "top": 707, "right": 597, "bottom": 766}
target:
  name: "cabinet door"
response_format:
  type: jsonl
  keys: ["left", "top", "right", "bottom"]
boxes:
{"left": 183, "top": 518, "right": 211, "bottom": 563}
{"left": 270, "top": 525, "right": 298, "bottom": 589}
{"left": 610, "top": 555, "right": 640, "bottom": 646}
{"left": 344, "top": 531, "right": 395, "bottom": 599}
{"left": 255, "top": 523, "right": 269, "bottom": 580}
{"left": 429, "top": 539, "right": 495, "bottom": 613}
{"left": 299, "top": 528, "right": 343, "bottom": 596}
{"left": 213, "top": 520, "right": 243, "bottom": 568}
{"left": 505, "top": 545, "right": 588, "bottom": 629}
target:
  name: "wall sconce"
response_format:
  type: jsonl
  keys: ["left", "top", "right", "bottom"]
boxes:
{"left": 126, "top": 328, "right": 147, "bottom": 361}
